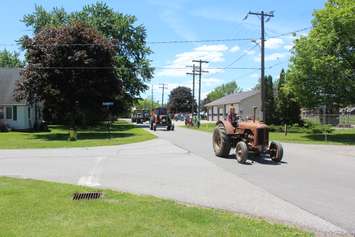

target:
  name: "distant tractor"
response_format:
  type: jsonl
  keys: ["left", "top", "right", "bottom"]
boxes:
{"left": 212, "top": 107, "right": 283, "bottom": 164}
{"left": 150, "top": 107, "right": 174, "bottom": 131}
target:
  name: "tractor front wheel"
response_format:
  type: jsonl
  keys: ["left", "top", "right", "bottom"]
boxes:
{"left": 236, "top": 141, "right": 248, "bottom": 163}
{"left": 269, "top": 141, "right": 283, "bottom": 162}
{"left": 212, "top": 124, "right": 231, "bottom": 157}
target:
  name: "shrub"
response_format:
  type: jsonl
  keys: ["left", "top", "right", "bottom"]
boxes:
{"left": 268, "top": 123, "right": 334, "bottom": 134}
{"left": 309, "top": 124, "right": 334, "bottom": 134}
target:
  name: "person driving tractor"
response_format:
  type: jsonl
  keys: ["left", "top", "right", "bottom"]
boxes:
{"left": 227, "top": 106, "right": 239, "bottom": 127}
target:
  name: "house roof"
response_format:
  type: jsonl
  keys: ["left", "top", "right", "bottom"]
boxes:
{"left": 204, "top": 90, "right": 260, "bottom": 107}
{"left": 0, "top": 68, "right": 24, "bottom": 105}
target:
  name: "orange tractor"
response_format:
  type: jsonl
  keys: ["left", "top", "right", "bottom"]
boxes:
{"left": 150, "top": 107, "right": 174, "bottom": 131}
{"left": 212, "top": 107, "right": 283, "bottom": 164}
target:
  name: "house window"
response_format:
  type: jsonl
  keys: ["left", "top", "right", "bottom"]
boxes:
{"left": 0, "top": 107, "right": 4, "bottom": 119}
{"left": 6, "top": 106, "right": 12, "bottom": 119}
{"left": 13, "top": 106, "right": 17, "bottom": 121}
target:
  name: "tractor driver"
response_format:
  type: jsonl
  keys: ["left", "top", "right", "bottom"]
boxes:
{"left": 227, "top": 106, "right": 239, "bottom": 127}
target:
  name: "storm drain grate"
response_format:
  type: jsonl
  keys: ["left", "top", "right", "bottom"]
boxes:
{"left": 73, "top": 192, "right": 103, "bottom": 200}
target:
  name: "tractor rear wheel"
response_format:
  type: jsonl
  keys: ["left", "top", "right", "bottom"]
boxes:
{"left": 269, "top": 141, "right": 283, "bottom": 162}
{"left": 212, "top": 124, "right": 231, "bottom": 157}
{"left": 236, "top": 141, "right": 248, "bottom": 163}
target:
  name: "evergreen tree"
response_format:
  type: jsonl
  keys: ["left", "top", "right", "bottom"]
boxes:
{"left": 264, "top": 75, "right": 276, "bottom": 124}
{"left": 276, "top": 69, "right": 302, "bottom": 125}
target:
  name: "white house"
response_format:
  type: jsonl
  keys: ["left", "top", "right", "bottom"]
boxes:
{"left": 204, "top": 90, "right": 261, "bottom": 121}
{"left": 0, "top": 68, "right": 41, "bottom": 130}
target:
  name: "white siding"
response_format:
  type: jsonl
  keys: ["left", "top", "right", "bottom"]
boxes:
{"left": 206, "top": 92, "right": 261, "bottom": 121}
{"left": 239, "top": 93, "right": 262, "bottom": 120}
{"left": 0, "top": 104, "right": 39, "bottom": 130}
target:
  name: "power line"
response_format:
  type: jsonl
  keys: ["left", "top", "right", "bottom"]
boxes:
{"left": 155, "top": 66, "right": 259, "bottom": 70}
{"left": 148, "top": 37, "right": 256, "bottom": 44}
{"left": 267, "top": 27, "right": 311, "bottom": 39}
{"left": 0, "top": 38, "right": 256, "bottom": 47}
{"left": 14, "top": 66, "right": 259, "bottom": 70}
{"left": 222, "top": 44, "right": 259, "bottom": 69}
{"left": 267, "top": 60, "right": 287, "bottom": 69}
{"left": 0, "top": 27, "right": 311, "bottom": 47}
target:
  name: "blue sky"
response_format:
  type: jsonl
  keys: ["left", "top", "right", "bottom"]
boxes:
{"left": 0, "top": 0, "right": 326, "bottom": 101}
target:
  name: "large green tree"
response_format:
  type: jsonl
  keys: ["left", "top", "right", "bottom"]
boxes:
{"left": 204, "top": 81, "right": 242, "bottom": 104}
{"left": 16, "top": 23, "right": 121, "bottom": 126}
{"left": 0, "top": 50, "right": 23, "bottom": 68}
{"left": 21, "top": 2, "right": 153, "bottom": 112}
{"left": 287, "top": 0, "right": 355, "bottom": 109}
{"left": 134, "top": 98, "right": 159, "bottom": 111}
{"left": 167, "top": 87, "right": 196, "bottom": 113}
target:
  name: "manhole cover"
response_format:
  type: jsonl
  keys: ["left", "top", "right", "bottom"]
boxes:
{"left": 73, "top": 192, "right": 103, "bottom": 200}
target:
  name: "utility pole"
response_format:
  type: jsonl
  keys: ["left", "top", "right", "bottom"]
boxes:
{"left": 159, "top": 83, "right": 168, "bottom": 108}
{"left": 192, "top": 60, "right": 208, "bottom": 127}
{"left": 245, "top": 10, "right": 274, "bottom": 121}
{"left": 186, "top": 64, "right": 199, "bottom": 114}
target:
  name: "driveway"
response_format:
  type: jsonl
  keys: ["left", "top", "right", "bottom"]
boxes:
{"left": 0, "top": 125, "right": 354, "bottom": 235}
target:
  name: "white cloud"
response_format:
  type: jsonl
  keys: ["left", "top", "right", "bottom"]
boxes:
{"left": 284, "top": 43, "right": 294, "bottom": 50}
{"left": 265, "top": 38, "right": 284, "bottom": 49}
{"left": 254, "top": 53, "right": 286, "bottom": 62}
{"left": 201, "top": 91, "right": 209, "bottom": 100}
{"left": 244, "top": 49, "right": 255, "bottom": 55}
{"left": 157, "top": 44, "right": 228, "bottom": 77}
{"left": 229, "top": 45, "right": 240, "bottom": 53}
{"left": 195, "top": 44, "right": 228, "bottom": 52}
{"left": 250, "top": 73, "right": 259, "bottom": 78}
{"left": 266, "top": 53, "right": 286, "bottom": 61}
{"left": 203, "top": 77, "right": 222, "bottom": 86}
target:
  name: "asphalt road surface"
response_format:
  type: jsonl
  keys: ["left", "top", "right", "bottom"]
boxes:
{"left": 149, "top": 124, "right": 355, "bottom": 235}
{"left": 0, "top": 123, "right": 354, "bottom": 235}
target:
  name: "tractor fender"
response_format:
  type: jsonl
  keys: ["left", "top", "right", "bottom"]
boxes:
{"left": 215, "top": 120, "right": 235, "bottom": 135}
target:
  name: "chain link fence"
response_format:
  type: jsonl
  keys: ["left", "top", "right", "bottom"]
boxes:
{"left": 301, "top": 113, "right": 355, "bottom": 127}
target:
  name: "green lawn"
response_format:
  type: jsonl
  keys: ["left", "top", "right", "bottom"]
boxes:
{"left": 185, "top": 123, "right": 355, "bottom": 145}
{"left": 0, "top": 120, "right": 155, "bottom": 149}
{"left": 0, "top": 177, "right": 311, "bottom": 237}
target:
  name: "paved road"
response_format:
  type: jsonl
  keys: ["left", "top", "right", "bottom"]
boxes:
{"left": 149, "top": 124, "right": 355, "bottom": 234}
{"left": 0, "top": 124, "right": 354, "bottom": 235}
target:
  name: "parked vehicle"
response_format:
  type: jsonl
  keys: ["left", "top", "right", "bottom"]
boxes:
{"left": 150, "top": 107, "right": 174, "bottom": 131}
{"left": 212, "top": 107, "right": 283, "bottom": 164}
{"left": 174, "top": 113, "right": 186, "bottom": 121}
{"left": 131, "top": 110, "right": 150, "bottom": 124}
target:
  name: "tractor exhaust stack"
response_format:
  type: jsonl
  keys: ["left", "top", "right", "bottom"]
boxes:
{"left": 253, "top": 106, "right": 257, "bottom": 123}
